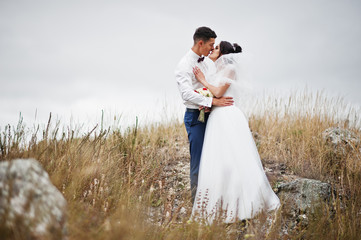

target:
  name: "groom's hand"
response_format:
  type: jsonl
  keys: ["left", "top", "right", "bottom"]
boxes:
{"left": 212, "top": 96, "right": 234, "bottom": 107}
{"left": 204, "top": 106, "right": 212, "bottom": 113}
{"left": 199, "top": 106, "right": 212, "bottom": 113}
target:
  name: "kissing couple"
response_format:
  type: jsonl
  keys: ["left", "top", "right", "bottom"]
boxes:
{"left": 175, "top": 26, "right": 280, "bottom": 223}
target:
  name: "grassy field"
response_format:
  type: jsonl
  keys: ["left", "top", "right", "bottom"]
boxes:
{"left": 1, "top": 91, "right": 361, "bottom": 239}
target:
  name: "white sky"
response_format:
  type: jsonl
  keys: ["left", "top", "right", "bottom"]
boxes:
{"left": 1, "top": 0, "right": 360, "bottom": 129}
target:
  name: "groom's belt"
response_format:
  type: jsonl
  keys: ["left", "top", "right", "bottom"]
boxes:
{"left": 186, "top": 108, "right": 200, "bottom": 112}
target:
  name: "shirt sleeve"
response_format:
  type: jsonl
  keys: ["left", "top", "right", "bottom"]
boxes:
{"left": 175, "top": 67, "right": 213, "bottom": 108}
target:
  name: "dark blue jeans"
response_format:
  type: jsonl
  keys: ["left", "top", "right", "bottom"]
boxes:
{"left": 184, "top": 109, "right": 209, "bottom": 204}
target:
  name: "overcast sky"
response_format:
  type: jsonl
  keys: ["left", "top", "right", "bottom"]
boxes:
{"left": 1, "top": 0, "right": 360, "bottom": 129}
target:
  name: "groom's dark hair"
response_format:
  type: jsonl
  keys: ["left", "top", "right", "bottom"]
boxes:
{"left": 193, "top": 26, "right": 217, "bottom": 44}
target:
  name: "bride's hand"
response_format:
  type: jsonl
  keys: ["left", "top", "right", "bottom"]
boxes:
{"left": 193, "top": 67, "right": 206, "bottom": 83}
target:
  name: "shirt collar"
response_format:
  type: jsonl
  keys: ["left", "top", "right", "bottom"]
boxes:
{"left": 188, "top": 49, "right": 202, "bottom": 61}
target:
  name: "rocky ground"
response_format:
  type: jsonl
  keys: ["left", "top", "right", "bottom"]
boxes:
{"left": 147, "top": 128, "right": 354, "bottom": 236}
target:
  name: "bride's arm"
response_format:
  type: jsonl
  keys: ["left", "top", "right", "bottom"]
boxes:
{"left": 193, "top": 67, "right": 230, "bottom": 98}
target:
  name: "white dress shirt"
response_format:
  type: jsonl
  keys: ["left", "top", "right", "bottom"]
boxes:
{"left": 175, "top": 50, "right": 215, "bottom": 109}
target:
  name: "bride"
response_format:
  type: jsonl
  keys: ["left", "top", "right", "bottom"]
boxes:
{"left": 191, "top": 41, "right": 280, "bottom": 223}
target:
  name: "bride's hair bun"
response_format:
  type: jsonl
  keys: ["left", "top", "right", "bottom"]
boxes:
{"left": 219, "top": 41, "right": 243, "bottom": 56}
{"left": 233, "top": 43, "right": 242, "bottom": 53}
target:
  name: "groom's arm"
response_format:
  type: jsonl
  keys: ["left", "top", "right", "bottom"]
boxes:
{"left": 212, "top": 97, "right": 234, "bottom": 106}
{"left": 175, "top": 69, "right": 213, "bottom": 107}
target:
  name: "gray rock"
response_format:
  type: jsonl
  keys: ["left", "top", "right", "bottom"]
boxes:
{"left": 322, "top": 127, "right": 360, "bottom": 153}
{"left": 0, "top": 159, "right": 67, "bottom": 239}
{"left": 277, "top": 178, "right": 332, "bottom": 217}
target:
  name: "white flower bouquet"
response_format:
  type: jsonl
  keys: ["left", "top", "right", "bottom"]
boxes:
{"left": 194, "top": 87, "right": 213, "bottom": 123}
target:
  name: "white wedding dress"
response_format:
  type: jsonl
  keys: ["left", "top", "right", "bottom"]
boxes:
{"left": 191, "top": 54, "right": 280, "bottom": 223}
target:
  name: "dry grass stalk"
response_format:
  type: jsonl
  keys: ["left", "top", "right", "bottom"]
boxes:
{"left": 0, "top": 90, "right": 360, "bottom": 239}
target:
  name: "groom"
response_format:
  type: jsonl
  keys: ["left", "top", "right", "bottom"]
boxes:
{"left": 175, "top": 26, "right": 234, "bottom": 204}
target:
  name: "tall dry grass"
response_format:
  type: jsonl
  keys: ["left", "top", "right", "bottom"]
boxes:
{"left": 0, "top": 90, "right": 361, "bottom": 239}
{"left": 247, "top": 91, "right": 361, "bottom": 239}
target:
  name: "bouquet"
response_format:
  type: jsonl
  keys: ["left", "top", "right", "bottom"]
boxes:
{"left": 194, "top": 87, "right": 213, "bottom": 123}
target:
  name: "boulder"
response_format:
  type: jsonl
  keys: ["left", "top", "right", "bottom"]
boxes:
{"left": 322, "top": 127, "right": 360, "bottom": 153}
{"left": 277, "top": 178, "right": 332, "bottom": 218}
{"left": 0, "top": 159, "right": 67, "bottom": 239}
